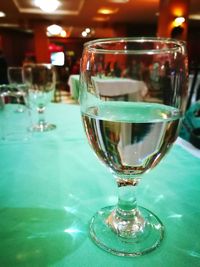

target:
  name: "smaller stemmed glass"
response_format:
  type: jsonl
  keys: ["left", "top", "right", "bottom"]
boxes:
{"left": 22, "top": 63, "right": 56, "bottom": 132}
{"left": 7, "top": 66, "right": 27, "bottom": 113}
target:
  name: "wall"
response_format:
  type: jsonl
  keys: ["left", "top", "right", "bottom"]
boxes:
{"left": 188, "top": 25, "right": 200, "bottom": 68}
{"left": 0, "top": 23, "right": 199, "bottom": 68}
{"left": 0, "top": 28, "right": 34, "bottom": 66}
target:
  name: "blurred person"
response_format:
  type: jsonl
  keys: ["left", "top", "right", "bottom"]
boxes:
{"left": 105, "top": 61, "right": 112, "bottom": 76}
{"left": 0, "top": 49, "right": 8, "bottom": 84}
{"left": 113, "top": 61, "right": 122, "bottom": 77}
{"left": 71, "top": 59, "right": 80, "bottom": 75}
{"left": 122, "top": 59, "right": 142, "bottom": 80}
{"left": 22, "top": 54, "right": 36, "bottom": 66}
{"left": 171, "top": 26, "right": 184, "bottom": 40}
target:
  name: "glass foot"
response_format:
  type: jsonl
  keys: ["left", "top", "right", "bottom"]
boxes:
{"left": 89, "top": 205, "right": 164, "bottom": 257}
{"left": 30, "top": 123, "right": 56, "bottom": 132}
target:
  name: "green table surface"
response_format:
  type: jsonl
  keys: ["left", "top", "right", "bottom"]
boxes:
{"left": 0, "top": 103, "right": 200, "bottom": 267}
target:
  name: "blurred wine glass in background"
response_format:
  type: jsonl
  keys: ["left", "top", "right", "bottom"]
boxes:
{"left": 23, "top": 63, "right": 56, "bottom": 132}
{"left": 7, "top": 66, "right": 27, "bottom": 113}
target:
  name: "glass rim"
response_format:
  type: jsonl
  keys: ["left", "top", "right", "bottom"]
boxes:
{"left": 83, "top": 37, "right": 186, "bottom": 55}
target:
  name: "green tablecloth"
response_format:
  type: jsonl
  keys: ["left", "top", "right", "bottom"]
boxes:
{"left": 0, "top": 103, "right": 200, "bottom": 267}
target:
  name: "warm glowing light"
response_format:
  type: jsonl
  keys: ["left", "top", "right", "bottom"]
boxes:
{"left": 93, "top": 16, "right": 110, "bottom": 22}
{"left": 81, "top": 28, "right": 94, "bottom": 37}
{"left": 85, "top": 28, "right": 91, "bottom": 33}
{"left": 47, "top": 24, "right": 62, "bottom": 35}
{"left": 60, "top": 30, "right": 67, "bottom": 37}
{"left": 173, "top": 8, "right": 183, "bottom": 17}
{"left": 189, "top": 14, "right": 200, "bottom": 20}
{"left": 82, "top": 31, "right": 87, "bottom": 37}
{"left": 97, "top": 7, "right": 119, "bottom": 15}
{"left": 108, "top": 0, "right": 129, "bottom": 2}
{"left": 173, "top": 16, "right": 185, "bottom": 27}
{"left": 0, "top": 11, "right": 5, "bottom": 17}
{"left": 34, "top": 0, "right": 60, "bottom": 13}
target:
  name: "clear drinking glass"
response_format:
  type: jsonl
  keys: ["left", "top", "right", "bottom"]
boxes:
{"left": 0, "top": 85, "right": 31, "bottom": 142}
{"left": 79, "top": 37, "right": 188, "bottom": 256}
{"left": 23, "top": 63, "right": 56, "bottom": 132}
{"left": 7, "top": 66, "right": 27, "bottom": 113}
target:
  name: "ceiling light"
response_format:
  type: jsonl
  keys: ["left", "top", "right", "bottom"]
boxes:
{"left": 85, "top": 28, "right": 91, "bottom": 33}
{"left": 81, "top": 28, "right": 94, "bottom": 37}
{"left": 47, "top": 24, "right": 62, "bottom": 35}
{"left": 98, "top": 7, "right": 119, "bottom": 15}
{"left": 81, "top": 31, "right": 88, "bottom": 37}
{"left": 34, "top": 0, "right": 60, "bottom": 13}
{"left": 0, "top": 11, "right": 6, "bottom": 17}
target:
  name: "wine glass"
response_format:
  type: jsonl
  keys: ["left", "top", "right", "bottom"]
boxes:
{"left": 7, "top": 66, "right": 27, "bottom": 113}
{"left": 23, "top": 63, "right": 56, "bottom": 132}
{"left": 79, "top": 37, "right": 188, "bottom": 256}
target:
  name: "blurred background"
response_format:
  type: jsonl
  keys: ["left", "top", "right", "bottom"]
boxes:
{"left": 0, "top": 0, "right": 199, "bottom": 97}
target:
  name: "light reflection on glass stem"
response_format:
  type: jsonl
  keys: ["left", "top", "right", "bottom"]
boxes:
{"left": 37, "top": 105, "right": 46, "bottom": 126}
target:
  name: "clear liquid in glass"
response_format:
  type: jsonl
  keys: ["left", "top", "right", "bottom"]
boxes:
{"left": 82, "top": 101, "right": 181, "bottom": 178}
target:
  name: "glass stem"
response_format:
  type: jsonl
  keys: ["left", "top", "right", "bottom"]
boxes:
{"left": 117, "top": 178, "right": 139, "bottom": 215}
{"left": 37, "top": 106, "right": 46, "bottom": 127}
{"left": 16, "top": 95, "right": 24, "bottom": 112}
{"left": 106, "top": 177, "right": 145, "bottom": 238}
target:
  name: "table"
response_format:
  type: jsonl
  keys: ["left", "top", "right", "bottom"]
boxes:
{"left": 0, "top": 103, "right": 200, "bottom": 267}
{"left": 68, "top": 75, "right": 148, "bottom": 101}
{"left": 92, "top": 77, "right": 148, "bottom": 100}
